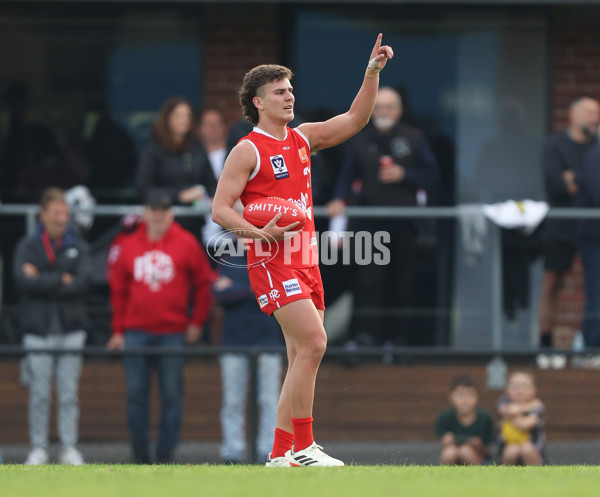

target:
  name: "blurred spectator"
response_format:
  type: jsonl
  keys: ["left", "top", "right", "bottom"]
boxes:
{"left": 197, "top": 108, "right": 228, "bottom": 180}
{"left": 435, "top": 375, "right": 494, "bottom": 465}
{"left": 106, "top": 189, "right": 214, "bottom": 464}
{"left": 213, "top": 253, "right": 283, "bottom": 463}
{"left": 136, "top": 97, "right": 216, "bottom": 207}
{"left": 14, "top": 187, "right": 91, "bottom": 465}
{"left": 497, "top": 371, "right": 546, "bottom": 465}
{"left": 70, "top": 99, "right": 137, "bottom": 203}
{"left": 538, "top": 95, "right": 599, "bottom": 349}
{"left": 0, "top": 85, "right": 90, "bottom": 305}
{"left": 325, "top": 86, "right": 440, "bottom": 346}
{"left": 575, "top": 144, "right": 600, "bottom": 351}
{"left": 225, "top": 117, "right": 253, "bottom": 154}
{"left": 136, "top": 97, "right": 217, "bottom": 240}
{"left": 196, "top": 108, "right": 229, "bottom": 246}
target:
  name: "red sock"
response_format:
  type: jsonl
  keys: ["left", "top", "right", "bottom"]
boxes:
{"left": 271, "top": 428, "right": 294, "bottom": 458}
{"left": 292, "top": 417, "right": 314, "bottom": 452}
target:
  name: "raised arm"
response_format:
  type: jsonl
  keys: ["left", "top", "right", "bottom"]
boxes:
{"left": 298, "top": 33, "right": 393, "bottom": 152}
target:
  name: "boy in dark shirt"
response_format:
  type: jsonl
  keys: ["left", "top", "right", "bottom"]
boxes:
{"left": 435, "top": 375, "right": 494, "bottom": 465}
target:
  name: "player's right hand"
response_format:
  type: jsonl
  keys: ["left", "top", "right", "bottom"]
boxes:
{"left": 261, "top": 212, "right": 302, "bottom": 241}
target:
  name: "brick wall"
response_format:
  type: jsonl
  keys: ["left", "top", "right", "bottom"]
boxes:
{"left": 550, "top": 6, "right": 600, "bottom": 333}
{"left": 1, "top": 360, "right": 599, "bottom": 444}
{"left": 551, "top": 6, "right": 600, "bottom": 130}
{"left": 202, "top": 3, "right": 280, "bottom": 125}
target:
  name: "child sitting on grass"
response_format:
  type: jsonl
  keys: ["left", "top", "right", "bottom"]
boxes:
{"left": 435, "top": 375, "right": 494, "bottom": 465}
{"left": 497, "top": 371, "right": 546, "bottom": 465}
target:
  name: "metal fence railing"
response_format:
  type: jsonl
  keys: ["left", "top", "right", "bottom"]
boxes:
{"left": 2, "top": 203, "right": 599, "bottom": 351}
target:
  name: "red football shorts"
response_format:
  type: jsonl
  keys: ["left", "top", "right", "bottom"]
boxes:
{"left": 248, "top": 263, "right": 325, "bottom": 316}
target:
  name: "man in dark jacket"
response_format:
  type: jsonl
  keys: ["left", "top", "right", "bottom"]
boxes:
{"left": 575, "top": 144, "right": 600, "bottom": 350}
{"left": 14, "top": 187, "right": 91, "bottom": 465}
{"left": 325, "top": 86, "right": 440, "bottom": 346}
{"left": 538, "top": 95, "right": 599, "bottom": 349}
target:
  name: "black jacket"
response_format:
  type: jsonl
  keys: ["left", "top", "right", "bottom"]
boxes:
{"left": 136, "top": 138, "right": 217, "bottom": 203}
{"left": 333, "top": 122, "right": 440, "bottom": 207}
{"left": 575, "top": 145, "right": 600, "bottom": 247}
{"left": 13, "top": 227, "right": 92, "bottom": 336}
{"left": 542, "top": 131, "right": 597, "bottom": 241}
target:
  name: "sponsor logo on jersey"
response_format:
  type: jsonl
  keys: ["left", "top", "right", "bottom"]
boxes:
{"left": 134, "top": 250, "right": 175, "bottom": 291}
{"left": 287, "top": 192, "right": 312, "bottom": 221}
{"left": 283, "top": 278, "right": 302, "bottom": 296}
{"left": 269, "top": 289, "right": 281, "bottom": 301}
{"left": 298, "top": 146, "right": 309, "bottom": 163}
{"left": 270, "top": 154, "right": 289, "bottom": 180}
{"left": 258, "top": 294, "right": 268, "bottom": 308}
{"left": 247, "top": 202, "right": 299, "bottom": 217}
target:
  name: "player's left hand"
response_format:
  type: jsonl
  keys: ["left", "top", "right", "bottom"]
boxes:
{"left": 367, "top": 33, "right": 394, "bottom": 75}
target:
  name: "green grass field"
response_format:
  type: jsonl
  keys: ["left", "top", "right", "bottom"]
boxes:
{"left": 1, "top": 465, "right": 600, "bottom": 497}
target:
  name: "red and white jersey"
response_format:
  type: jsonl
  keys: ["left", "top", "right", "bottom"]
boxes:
{"left": 240, "top": 126, "right": 317, "bottom": 268}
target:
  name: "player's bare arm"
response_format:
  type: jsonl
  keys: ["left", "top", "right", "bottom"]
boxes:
{"left": 298, "top": 33, "right": 394, "bottom": 152}
{"left": 212, "top": 141, "right": 300, "bottom": 241}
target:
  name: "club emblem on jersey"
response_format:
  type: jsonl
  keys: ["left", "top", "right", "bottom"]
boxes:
{"left": 298, "top": 146, "right": 309, "bottom": 164}
{"left": 270, "top": 155, "right": 289, "bottom": 180}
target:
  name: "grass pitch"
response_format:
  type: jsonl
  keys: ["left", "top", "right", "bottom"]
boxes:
{"left": 1, "top": 465, "right": 599, "bottom": 497}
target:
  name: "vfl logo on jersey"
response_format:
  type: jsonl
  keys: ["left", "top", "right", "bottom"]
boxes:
{"left": 298, "top": 147, "right": 309, "bottom": 164}
{"left": 134, "top": 250, "right": 175, "bottom": 291}
{"left": 270, "top": 155, "right": 289, "bottom": 180}
{"left": 283, "top": 278, "right": 302, "bottom": 297}
{"left": 258, "top": 294, "right": 268, "bottom": 308}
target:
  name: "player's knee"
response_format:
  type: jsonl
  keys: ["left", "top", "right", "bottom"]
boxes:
{"left": 299, "top": 332, "right": 327, "bottom": 362}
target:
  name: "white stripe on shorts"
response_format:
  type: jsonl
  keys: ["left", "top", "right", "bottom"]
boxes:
{"left": 261, "top": 263, "right": 273, "bottom": 288}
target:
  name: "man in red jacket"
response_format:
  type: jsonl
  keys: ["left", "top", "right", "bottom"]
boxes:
{"left": 107, "top": 189, "right": 214, "bottom": 464}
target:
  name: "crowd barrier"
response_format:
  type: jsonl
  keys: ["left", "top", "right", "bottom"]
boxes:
{"left": 2, "top": 202, "right": 599, "bottom": 349}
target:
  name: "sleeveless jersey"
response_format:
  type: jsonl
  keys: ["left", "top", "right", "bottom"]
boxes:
{"left": 239, "top": 126, "right": 317, "bottom": 268}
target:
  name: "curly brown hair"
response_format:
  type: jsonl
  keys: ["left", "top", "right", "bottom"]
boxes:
{"left": 239, "top": 64, "right": 293, "bottom": 125}
{"left": 152, "top": 96, "right": 194, "bottom": 153}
